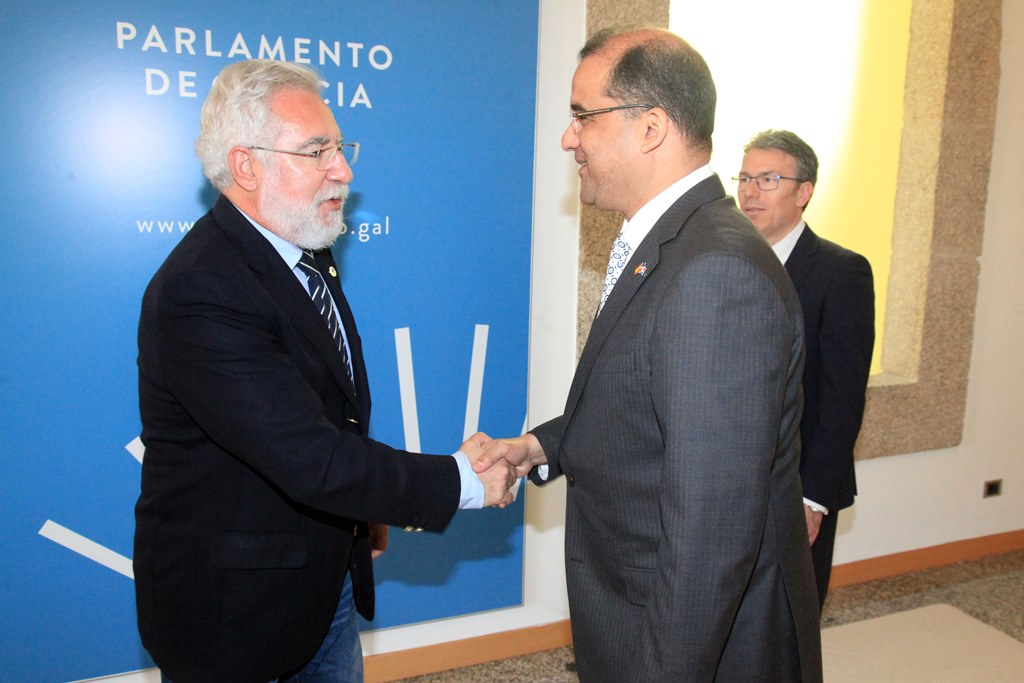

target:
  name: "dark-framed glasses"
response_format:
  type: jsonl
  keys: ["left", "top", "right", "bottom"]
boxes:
{"left": 732, "top": 173, "right": 805, "bottom": 191}
{"left": 569, "top": 103, "right": 654, "bottom": 133}
{"left": 248, "top": 141, "right": 360, "bottom": 170}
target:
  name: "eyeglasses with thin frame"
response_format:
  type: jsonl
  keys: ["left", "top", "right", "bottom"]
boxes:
{"left": 569, "top": 103, "right": 654, "bottom": 134}
{"left": 732, "top": 174, "right": 806, "bottom": 192}
{"left": 248, "top": 141, "right": 360, "bottom": 170}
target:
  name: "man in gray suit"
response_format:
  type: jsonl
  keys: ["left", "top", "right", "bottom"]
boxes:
{"left": 475, "top": 28, "right": 822, "bottom": 681}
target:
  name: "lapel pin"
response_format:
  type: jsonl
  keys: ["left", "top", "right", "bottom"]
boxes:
{"left": 328, "top": 266, "right": 338, "bottom": 278}
{"left": 634, "top": 262, "right": 648, "bottom": 276}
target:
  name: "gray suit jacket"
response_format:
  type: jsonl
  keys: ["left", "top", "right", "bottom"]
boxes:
{"left": 531, "top": 176, "right": 822, "bottom": 682}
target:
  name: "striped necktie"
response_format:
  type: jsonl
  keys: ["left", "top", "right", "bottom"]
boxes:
{"left": 297, "top": 251, "right": 353, "bottom": 384}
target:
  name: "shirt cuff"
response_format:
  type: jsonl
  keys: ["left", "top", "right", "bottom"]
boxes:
{"left": 453, "top": 451, "right": 484, "bottom": 509}
{"left": 803, "top": 497, "right": 829, "bottom": 515}
{"left": 536, "top": 464, "right": 550, "bottom": 481}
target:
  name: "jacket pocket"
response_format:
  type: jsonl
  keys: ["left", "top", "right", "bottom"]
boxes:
{"left": 624, "top": 566, "right": 655, "bottom": 606}
{"left": 590, "top": 347, "right": 644, "bottom": 374}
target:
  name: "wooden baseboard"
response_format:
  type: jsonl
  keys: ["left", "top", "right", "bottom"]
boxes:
{"left": 364, "top": 529, "right": 1024, "bottom": 681}
{"left": 829, "top": 528, "right": 1024, "bottom": 588}
{"left": 364, "top": 620, "right": 572, "bottom": 683}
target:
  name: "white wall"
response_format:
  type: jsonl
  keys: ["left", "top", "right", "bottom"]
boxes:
{"left": 834, "top": 0, "right": 1024, "bottom": 564}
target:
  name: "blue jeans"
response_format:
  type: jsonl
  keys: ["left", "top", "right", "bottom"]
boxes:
{"left": 161, "top": 573, "right": 363, "bottom": 683}
{"left": 281, "top": 573, "right": 363, "bottom": 683}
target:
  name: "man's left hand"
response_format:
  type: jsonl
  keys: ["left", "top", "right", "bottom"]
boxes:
{"left": 805, "top": 506, "right": 824, "bottom": 546}
{"left": 370, "top": 523, "right": 389, "bottom": 559}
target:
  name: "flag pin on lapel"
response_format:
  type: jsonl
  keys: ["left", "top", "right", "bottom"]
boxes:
{"left": 328, "top": 266, "right": 338, "bottom": 278}
{"left": 634, "top": 262, "right": 648, "bottom": 276}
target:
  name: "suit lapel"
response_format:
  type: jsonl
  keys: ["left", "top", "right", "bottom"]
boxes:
{"left": 211, "top": 196, "right": 361, "bottom": 411}
{"left": 563, "top": 175, "right": 727, "bottom": 415}
{"left": 783, "top": 225, "right": 819, "bottom": 292}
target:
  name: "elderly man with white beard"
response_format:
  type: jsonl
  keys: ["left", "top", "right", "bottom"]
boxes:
{"left": 133, "top": 59, "right": 516, "bottom": 683}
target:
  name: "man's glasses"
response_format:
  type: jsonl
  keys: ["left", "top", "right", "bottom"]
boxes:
{"left": 569, "top": 103, "right": 654, "bottom": 134}
{"left": 248, "top": 141, "right": 360, "bottom": 170}
{"left": 732, "top": 174, "right": 805, "bottom": 191}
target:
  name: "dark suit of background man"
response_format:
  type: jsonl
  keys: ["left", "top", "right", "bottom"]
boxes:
{"left": 737, "top": 129, "right": 875, "bottom": 610}
{"left": 475, "top": 29, "right": 822, "bottom": 682}
{"left": 134, "top": 59, "right": 514, "bottom": 683}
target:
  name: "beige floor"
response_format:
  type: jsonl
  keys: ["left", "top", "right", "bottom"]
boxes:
{"left": 398, "top": 549, "right": 1024, "bottom": 682}
{"left": 822, "top": 603, "right": 1024, "bottom": 682}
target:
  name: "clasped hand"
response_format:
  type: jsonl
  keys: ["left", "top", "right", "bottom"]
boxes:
{"left": 460, "top": 432, "right": 516, "bottom": 507}
{"left": 461, "top": 432, "right": 543, "bottom": 508}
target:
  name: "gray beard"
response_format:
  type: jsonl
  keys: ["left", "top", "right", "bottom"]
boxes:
{"left": 260, "top": 185, "right": 349, "bottom": 251}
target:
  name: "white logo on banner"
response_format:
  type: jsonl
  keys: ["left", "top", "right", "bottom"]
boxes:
{"left": 38, "top": 329, "right": 520, "bottom": 577}
{"left": 395, "top": 324, "right": 523, "bottom": 497}
{"left": 395, "top": 324, "right": 489, "bottom": 452}
{"left": 37, "top": 438, "right": 143, "bottom": 579}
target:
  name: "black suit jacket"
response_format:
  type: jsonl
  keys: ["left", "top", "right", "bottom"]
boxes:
{"left": 134, "top": 195, "right": 460, "bottom": 682}
{"left": 785, "top": 225, "right": 874, "bottom": 512}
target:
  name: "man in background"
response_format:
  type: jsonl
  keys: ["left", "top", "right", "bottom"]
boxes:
{"left": 475, "top": 29, "right": 822, "bottom": 682}
{"left": 134, "top": 59, "right": 515, "bottom": 682}
{"left": 736, "top": 129, "right": 875, "bottom": 609}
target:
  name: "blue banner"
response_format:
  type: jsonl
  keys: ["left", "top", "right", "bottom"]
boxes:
{"left": 0, "top": 2, "right": 536, "bottom": 680}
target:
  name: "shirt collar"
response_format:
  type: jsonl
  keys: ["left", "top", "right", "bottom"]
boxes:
{"left": 618, "top": 164, "right": 715, "bottom": 251}
{"left": 771, "top": 219, "right": 806, "bottom": 265}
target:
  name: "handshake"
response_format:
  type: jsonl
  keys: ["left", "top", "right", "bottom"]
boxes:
{"left": 459, "top": 431, "right": 548, "bottom": 508}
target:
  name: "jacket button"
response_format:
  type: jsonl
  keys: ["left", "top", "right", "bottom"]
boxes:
{"left": 566, "top": 473, "right": 575, "bottom": 486}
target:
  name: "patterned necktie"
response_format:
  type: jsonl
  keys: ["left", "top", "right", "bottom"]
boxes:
{"left": 598, "top": 230, "right": 631, "bottom": 314}
{"left": 297, "top": 251, "right": 354, "bottom": 385}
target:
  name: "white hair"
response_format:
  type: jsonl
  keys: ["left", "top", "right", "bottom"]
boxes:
{"left": 195, "top": 59, "right": 323, "bottom": 190}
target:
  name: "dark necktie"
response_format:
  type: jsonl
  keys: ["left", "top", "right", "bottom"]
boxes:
{"left": 297, "top": 251, "right": 353, "bottom": 385}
